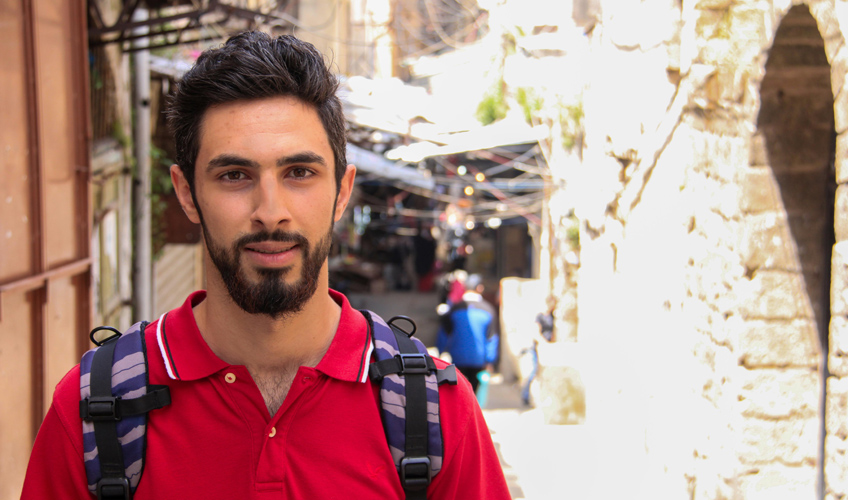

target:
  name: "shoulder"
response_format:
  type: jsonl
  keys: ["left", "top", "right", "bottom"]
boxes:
{"left": 468, "top": 297, "right": 496, "bottom": 315}
{"left": 46, "top": 362, "right": 84, "bottom": 450}
{"left": 430, "top": 356, "right": 479, "bottom": 440}
{"left": 427, "top": 357, "right": 511, "bottom": 497}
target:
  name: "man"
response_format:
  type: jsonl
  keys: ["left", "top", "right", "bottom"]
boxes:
{"left": 22, "top": 32, "right": 510, "bottom": 499}
{"left": 522, "top": 295, "right": 556, "bottom": 406}
{"left": 437, "top": 274, "right": 500, "bottom": 393}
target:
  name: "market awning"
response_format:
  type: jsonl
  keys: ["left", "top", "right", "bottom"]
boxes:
{"left": 384, "top": 118, "right": 547, "bottom": 162}
{"left": 347, "top": 144, "right": 436, "bottom": 190}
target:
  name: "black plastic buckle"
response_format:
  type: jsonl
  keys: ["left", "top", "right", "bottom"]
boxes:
{"left": 81, "top": 396, "right": 121, "bottom": 421}
{"left": 400, "top": 456, "right": 431, "bottom": 490}
{"left": 437, "top": 365, "right": 458, "bottom": 385}
{"left": 398, "top": 353, "right": 430, "bottom": 375}
{"left": 96, "top": 476, "right": 130, "bottom": 500}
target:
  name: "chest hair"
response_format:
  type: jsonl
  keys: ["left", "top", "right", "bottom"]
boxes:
{"left": 252, "top": 369, "right": 298, "bottom": 416}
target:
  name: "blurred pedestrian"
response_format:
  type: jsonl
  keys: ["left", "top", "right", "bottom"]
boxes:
{"left": 437, "top": 274, "right": 499, "bottom": 393}
{"left": 521, "top": 295, "right": 556, "bottom": 406}
{"left": 446, "top": 269, "right": 467, "bottom": 305}
{"left": 413, "top": 224, "right": 437, "bottom": 291}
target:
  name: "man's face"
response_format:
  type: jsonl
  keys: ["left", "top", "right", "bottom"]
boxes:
{"left": 172, "top": 96, "right": 355, "bottom": 318}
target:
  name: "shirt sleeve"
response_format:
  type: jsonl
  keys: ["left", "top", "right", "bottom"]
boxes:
{"left": 427, "top": 375, "right": 511, "bottom": 499}
{"left": 21, "top": 367, "right": 90, "bottom": 500}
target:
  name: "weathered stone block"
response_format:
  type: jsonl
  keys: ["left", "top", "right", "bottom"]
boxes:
{"left": 750, "top": 132, "right": 768, "bottom": 167}
{"left": 537, "top": 364, "right": 585, "bottom": 425}
{"left": 808, "top": 0, "right": 841, "bottom": 44}
{"left": 824, "top": 433, "right": 848, "bottom": 498}
{"left": 825, "top": 375, "right": 848, "bottom": 438}
{"left": 740, "top": 167, "right": 781, "bottom": 213}
{"left": 738, "top": 416, "right": 819, "bottom": 465}
{"left": 738, "top": 319, "right": 819, "bottom": 368}
{"left": 695, "top": 0, "right": 734, "bottom": 9}
{"left": 835, "top": 184, "right": 848, "bottom": 242}
{"left": 737, "top": 464, "right": 818, "bottom": 500}
{"left": 738, "top": 367, "right": 819, "bottom": 418}
{"left": 829, "top": 317, "right": 848, "bottom": 377}
{"left": 739, "top": 213, "right": 797, "bottom": 271}
{"left": 831, "top": 242, "right": 848, "bottom": 315}
{"left": 834, "top": 81, "right": 848, "bottom": 134}
{"left": 836, "top": 134, "right": 848, "bottom": 185}
{"left": 738, "top": 270, "right": 811, "bottom": 319}
{"left": 830, "top": 48, "right": 847, "bottom": 102}
{"left": 825, "top": 376, "right": 848, "bottom": 497}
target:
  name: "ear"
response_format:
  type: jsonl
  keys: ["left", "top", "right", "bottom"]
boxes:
{"left": 170, "top": 164, "right": 201, "bottom": 224}
{"left": 333, "top": 164, "right": 356, "bottom": 222}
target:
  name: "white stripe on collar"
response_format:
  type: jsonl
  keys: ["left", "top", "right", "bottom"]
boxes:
{"left": 155, "top": 313, "right": 177, "bottom": 380}
{"left": 360, "top": 339, "right": 375, "bottom": 384}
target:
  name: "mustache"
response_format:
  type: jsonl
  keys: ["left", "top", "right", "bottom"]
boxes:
{"left": 234, "top": 230, "right": 309, "bottom": 250}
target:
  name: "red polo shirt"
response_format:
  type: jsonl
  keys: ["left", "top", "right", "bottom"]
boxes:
{"left": 22, "top": 290, "right": 510, "bottom": 499}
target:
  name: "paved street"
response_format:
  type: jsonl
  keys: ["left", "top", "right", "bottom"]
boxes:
{"left": 347, "top": 290, "right": 596, "bottom": 499}
{"left": 483, "top": 380, "right": 596, "bottom": 500}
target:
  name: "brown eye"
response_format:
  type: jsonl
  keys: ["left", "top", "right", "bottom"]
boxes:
{"left": 290, "top": 167, "right": 311, "bottom": 178}
{"left": 223, "top": 171, "right": 245, "bottom": 181}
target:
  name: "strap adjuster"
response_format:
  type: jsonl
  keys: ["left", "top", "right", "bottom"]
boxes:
{"left": 436, "top": 365, "right": 458, "bottom": 385}
{"left": 96, "top": 476, "right": 130, "bottom": 500}
{"left": 400, "top": 456, "right": 431, "bottom": 490}
{"left": 399, "top": 353, "right": 430, "bottom": 375}
{"left": 81, "top": 396, "right": 121, "bottom": 421}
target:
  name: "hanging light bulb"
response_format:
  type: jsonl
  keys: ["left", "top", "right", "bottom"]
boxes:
{"left": 464, "top": 186, "right": 474, "bottom": 196}
{"left": 475, "top": 172, "right": 485, "bottom": 182}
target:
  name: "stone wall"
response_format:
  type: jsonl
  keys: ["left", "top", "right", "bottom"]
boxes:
{"left": 565, "top": 0, "right": 848, "bottom": 498}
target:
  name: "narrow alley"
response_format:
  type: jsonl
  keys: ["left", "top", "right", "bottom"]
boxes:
{"left": 348, "top": 289, "right": 597, "bottom": 499}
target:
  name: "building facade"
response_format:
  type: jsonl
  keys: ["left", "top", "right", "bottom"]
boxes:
{"left": 566, "top": 0, "right": 848, "bottom": 498}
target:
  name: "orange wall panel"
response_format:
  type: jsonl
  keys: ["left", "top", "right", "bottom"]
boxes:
{"left": 0, "top": 291, "right": 36, "bottom": 500}
{"left": 36, "top": 0, "right": 84, "bottom": 267}
{"left": 0, "top": 0, "right": 34, "bottom": 281}
{"left": 0, "top": 1, "right": 90, "bottom": 498}
{"left": 43, "top": 275, "right": 82, "bottom": 406}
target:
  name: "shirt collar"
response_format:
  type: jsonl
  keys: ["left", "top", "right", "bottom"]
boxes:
{"left": 156, "top": 290, "right": 372, "bottom": 384}
{"left": 315, "top": 290, "right": 372, "bottom": 383}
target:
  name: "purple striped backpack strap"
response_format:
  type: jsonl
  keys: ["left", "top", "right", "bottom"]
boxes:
{"left": 79, "top": 321, "right": 171, "bottom": 499}
{"left": 363, "top": 311, "right": 457, "bottom": 500}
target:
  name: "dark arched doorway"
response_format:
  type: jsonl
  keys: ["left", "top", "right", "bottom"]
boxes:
{"left": 756, "top": 4, "right": 835, "bottom": 497}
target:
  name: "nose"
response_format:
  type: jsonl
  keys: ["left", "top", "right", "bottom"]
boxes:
{"left": 250, "top": 172, "right": 291, "bottom": 231}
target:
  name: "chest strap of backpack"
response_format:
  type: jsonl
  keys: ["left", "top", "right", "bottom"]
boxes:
{"left": 79, "top": 322, "right": 171, "bottom": 500}
{"left": 363, "top": 311, "right": 457, "bottom": 500}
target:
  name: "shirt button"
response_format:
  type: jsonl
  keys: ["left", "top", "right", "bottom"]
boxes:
{"left": 303, "top": 376, "right": 312, "bottom": 383}
{"left": 224, "top": 373, "right": 236, "bottom": 383}
{"left": 269, "top": 427, "right": 277, "bottom": 438}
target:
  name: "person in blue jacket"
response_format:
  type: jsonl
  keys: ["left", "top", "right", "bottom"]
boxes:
{"left": 437, "top": 274, "right": 499, "bottom": 392}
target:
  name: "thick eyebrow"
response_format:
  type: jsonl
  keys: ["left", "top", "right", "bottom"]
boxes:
{"left": 206, "top": 154, "right": 259, "bottom": 172}
{"left": 277, "top": 152, "right": 327, "bottom": 167}
{"left": 205, "top": 152, "right": 327, "bottom": 173}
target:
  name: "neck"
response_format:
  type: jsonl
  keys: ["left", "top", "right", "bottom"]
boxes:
{"left": 193, "top": 262, "right": 341, "bottom": 374}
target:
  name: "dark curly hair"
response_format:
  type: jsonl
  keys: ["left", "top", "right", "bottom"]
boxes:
{"left": 167, "top": 31, "right": 347, "bottom": 194}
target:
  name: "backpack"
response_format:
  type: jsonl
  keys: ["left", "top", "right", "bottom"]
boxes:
{"left": 78, "top": 311, "right": 457, "bottom": 500}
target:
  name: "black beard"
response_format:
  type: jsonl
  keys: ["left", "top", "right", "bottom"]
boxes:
{"left": 202, "top": 224, "right": 334, "bottom": 319}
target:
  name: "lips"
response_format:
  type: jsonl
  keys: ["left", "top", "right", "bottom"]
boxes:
{"left": 244, "top": 242, "right": 297, "bottom": 254}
